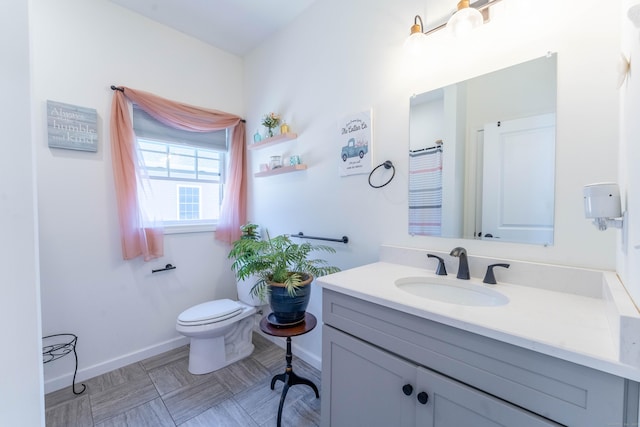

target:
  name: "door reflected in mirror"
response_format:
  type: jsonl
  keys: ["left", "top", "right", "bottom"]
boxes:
{"left": 408, "top": 53, "right": 557, "bottom": 246}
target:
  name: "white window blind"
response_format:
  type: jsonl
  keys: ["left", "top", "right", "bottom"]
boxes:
{"left": 132, "top": 106, "right": 227, "bottom": 151}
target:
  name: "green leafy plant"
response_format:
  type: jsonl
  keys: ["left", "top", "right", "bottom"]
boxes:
{"left": 261, "top": 112, "right": 281, "bottom": 137}
{"left": 228, "top": 229, "right": 340, "bottom": 302}
{"left": 261, "top": 112, "right": 281, "bottom": 129}
{"left": 239, "top": 223, "right": 260, "bottom": 241}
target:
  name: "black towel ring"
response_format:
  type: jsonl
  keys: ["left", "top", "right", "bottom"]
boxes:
{"left": 368, "top": 160, "right": 395, "bottom": 188}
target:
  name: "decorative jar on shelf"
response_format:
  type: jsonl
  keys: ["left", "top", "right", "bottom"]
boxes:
{"left": 269, "top": 155, "right": 282, "bottom": 169}
{"left": 253, "top": 129, "right": 262, "bottom": 143}
{"left": 280, "top": 121, "right": 289, "bottom": 134}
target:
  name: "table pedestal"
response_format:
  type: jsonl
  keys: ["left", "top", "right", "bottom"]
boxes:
{"left": 260, "top": 313, "right": 319, "bottom": 427}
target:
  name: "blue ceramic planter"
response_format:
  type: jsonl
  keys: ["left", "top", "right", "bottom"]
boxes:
{"left": 268, "top": 274, "right": 313, "bottom": 325}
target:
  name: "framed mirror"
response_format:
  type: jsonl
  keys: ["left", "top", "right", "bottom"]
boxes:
{"left": 408, "top": 53, "right": 557, "bottom": 246}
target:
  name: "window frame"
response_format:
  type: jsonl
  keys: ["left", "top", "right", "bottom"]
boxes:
{"left": 136, "top": 137, "right": 227, "bottom": 235}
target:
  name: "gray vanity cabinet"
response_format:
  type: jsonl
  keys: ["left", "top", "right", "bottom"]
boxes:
{"left": 323, "top": 325, "right": 416, "bottom": 427}
{"left": 415, "top": 365, "right": 560, "bottom": 426}
{"left": 323, "top": 325, "right": 559, "bottom": 427}
{"left": 321, "top": 289, "right": 639, "bottom": 427}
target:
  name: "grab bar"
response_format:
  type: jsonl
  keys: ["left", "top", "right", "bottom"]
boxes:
{"left": 291, "top": 232, "right": 349, "bottom": 244}
{"left": 152, "top": 263, "right": 176, "bottom": 273}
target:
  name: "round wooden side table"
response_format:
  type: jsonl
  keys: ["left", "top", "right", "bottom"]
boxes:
{"left": 259, "top": 312, "right": 319, "bottom": 427}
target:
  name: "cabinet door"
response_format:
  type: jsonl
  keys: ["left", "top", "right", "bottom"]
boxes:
{"left": 415, "top": 367, "right": 562, "bottom": 427}
{"left": 322, "top": 326, "right": 416, "bottom": 427}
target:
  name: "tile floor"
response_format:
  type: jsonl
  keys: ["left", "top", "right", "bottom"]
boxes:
{"left": 45, "top": 333, "right": 321, "bottom": 426}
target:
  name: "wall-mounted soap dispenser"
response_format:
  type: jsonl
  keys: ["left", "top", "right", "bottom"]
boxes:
{"left": 583, "top": 182, "right": 625, "bottom": 231}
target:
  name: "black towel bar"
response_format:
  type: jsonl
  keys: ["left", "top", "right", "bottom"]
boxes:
{"left": 291, "top": 232, "right": 349, "bottom": 244}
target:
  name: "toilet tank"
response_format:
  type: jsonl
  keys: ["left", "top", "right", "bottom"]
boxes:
{"left": 237, "top": 276, "right": 264, "bottom": 306}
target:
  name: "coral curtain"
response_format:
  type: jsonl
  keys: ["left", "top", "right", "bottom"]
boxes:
{"left": 110, "top": 86, "right": 247, "bottom": 260}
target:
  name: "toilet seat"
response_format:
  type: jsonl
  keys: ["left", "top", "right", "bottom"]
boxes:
{"left": 177, "top": 299, "right": 244, "bottom": 327}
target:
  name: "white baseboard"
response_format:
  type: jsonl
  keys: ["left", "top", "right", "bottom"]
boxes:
{"left": 46, "top": 323, "right": 322, "bottom": 394}
{"left": 291, "top": 341, "right": 322, "bottom": 371}
{"left": 44, "top": 336, "right": 189, "bottom": 394}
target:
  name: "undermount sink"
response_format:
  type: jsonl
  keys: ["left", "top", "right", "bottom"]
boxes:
{"left": 395, "top": 277, "right": 509, "bottom": 307}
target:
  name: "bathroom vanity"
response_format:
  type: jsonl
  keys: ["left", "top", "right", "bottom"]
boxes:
{"left": 318, "top": 246, "right": 640, "bottom": 427}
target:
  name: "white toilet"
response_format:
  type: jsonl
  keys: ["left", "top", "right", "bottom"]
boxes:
{"left": 176, "top": 278, "right": 262, "bottom": 374}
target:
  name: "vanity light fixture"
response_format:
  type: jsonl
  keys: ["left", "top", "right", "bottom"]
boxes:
{"left": 404, "top": 15, "right": 429, "bottom": 55}
{"left": 404, "top": 0, "right": 503, "bottom": 49}
{"left": 447, "top": 0, "right": 484, "bottom": 37}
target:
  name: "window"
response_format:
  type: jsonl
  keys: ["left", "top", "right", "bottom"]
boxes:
{"left": 178, "top": 186, "right": 201, "bottom": 220}
{"left": 133, "top": 107, "right": 227, "bottom": 232}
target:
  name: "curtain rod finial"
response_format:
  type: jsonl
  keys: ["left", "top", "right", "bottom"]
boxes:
{"left": 110, "top": 85, "right": 124, "bottom": 92}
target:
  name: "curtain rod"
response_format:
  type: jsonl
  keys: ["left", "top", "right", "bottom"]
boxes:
{"left": 109, "top": 84, "right": 246, "bottom": 123}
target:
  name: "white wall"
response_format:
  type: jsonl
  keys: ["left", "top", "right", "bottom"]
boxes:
{"left": 409, "top": 93, "right": 444, "bottom": 152}
{"left": 30, "top": 0, "right": 244, "bottom": 391}
{"left": 444, "top": 83, "right": 466, "bottom": 237}
{"left": 0, "top": 0, "right": 45, "bottom": 424}
{"left": 245, "top": 0, "right": 621, "bottom": 363}
{"left": 619, "top": 2, "right": 640, "bottom": 307}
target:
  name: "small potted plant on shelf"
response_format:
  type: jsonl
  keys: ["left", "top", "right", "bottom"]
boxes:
{"left": 228, "top": 227, "right": 340, "bottom": 325}
{"left": 261, "top": 112, "right": 281, "bottom": 138}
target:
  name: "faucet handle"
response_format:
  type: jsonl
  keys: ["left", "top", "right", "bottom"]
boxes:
{"left": 427, "top": 254, "right": 447, "bottom": 276}
{"left": 483, "top": 263, "right": 510, "bottom": 284}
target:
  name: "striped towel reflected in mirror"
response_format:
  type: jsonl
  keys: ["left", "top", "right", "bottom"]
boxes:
{"left": 409, "top": 145, "right": 443, "bottom": 236}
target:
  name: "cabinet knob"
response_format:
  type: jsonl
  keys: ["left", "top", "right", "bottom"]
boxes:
{"left": 402, "top": 384, "right": 413, "bottom": 396}
{"left": 417, "top": 391, "right": 429, "bottom": 405}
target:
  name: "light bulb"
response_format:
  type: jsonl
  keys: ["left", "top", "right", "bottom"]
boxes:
{"left": 447, "top": 6, "right": 483, "bottom": 37}
{"left": 404, "top": 31, "right": 427, "bottom": 56}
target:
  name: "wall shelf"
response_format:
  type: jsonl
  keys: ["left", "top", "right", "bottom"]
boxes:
{"left": 255, "top": 164, "right": 307, "bottom": 178}
{"left": 248, "top": 132, "right": 297, "bottom": 150}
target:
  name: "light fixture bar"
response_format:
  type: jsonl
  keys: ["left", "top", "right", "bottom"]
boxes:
{"left": 420, "top": 0, "right": 503, "bottom": 36}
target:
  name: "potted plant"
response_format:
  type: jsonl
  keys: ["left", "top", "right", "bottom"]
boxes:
{"left": 228, "top": 228, "right": 340, "bottom": 325}
{"left": 232, "top": 223, "right": 264, "bottom": 307}
{"left": 261, "top": 112, "right": 281, "bottom": 138}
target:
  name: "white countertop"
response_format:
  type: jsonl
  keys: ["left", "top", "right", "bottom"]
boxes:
{"left": 317, "top": 260, "right": 640, "bottom": 382}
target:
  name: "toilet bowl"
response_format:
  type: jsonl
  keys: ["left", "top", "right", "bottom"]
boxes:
{"left": 176, "top": 282, "right": 262, "bottom": 374}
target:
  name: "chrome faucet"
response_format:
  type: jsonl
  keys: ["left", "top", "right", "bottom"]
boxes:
{"left": 449, "top": 247, "right": 470, "bottom": 280}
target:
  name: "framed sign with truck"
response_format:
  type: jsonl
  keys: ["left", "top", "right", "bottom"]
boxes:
{"left": 338, "top": 109, "right": 372, "bottom": 177}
